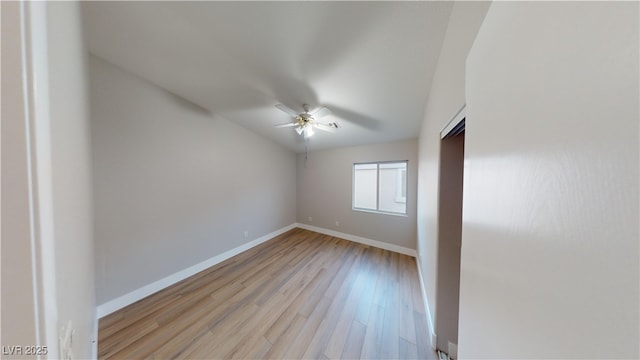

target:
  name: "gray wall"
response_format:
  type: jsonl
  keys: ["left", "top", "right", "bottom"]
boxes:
{"left": 90, "top": 56, "right": 297, "bottom": 305}
{"left": 297, "top": 139, "right": 418, "bottom": 250}
{"left": 460, "top": 2, "right": 638, "bottom": 358}
{"left": 416, "top": 1, "right": 490, "bottom": 348}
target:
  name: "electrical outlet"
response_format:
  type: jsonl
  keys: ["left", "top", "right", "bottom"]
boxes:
{"left": 243, "top": 231, "right": 249, "bottom": 239}
{"left": 335, "top": 221, "right": 340, "bottom": 227}
{"left": 308, "top": 216, "right": 312, "bottom": 222}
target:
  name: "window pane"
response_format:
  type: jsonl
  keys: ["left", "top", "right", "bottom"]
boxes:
{"left": 378, "top": 162, "right": 407, "bottom": 214}
{"left": 353, "top": 164, "right": 377, "bottom": 210}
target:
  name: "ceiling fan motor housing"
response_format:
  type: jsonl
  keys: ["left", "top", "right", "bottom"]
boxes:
{"left": 297, "top": 113, "right": 314, "bottom": 125}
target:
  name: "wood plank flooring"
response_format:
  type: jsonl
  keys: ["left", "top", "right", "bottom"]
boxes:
{"left": 98, "top": 228, "right": 436, "bottom": 359}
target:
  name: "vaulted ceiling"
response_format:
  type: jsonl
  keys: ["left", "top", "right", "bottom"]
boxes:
{"left": 82, "top": 2, "right": 453, "bottom": 153}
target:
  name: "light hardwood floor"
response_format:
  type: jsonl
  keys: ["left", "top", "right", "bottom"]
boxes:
{"left": 98, "top": 228, "right": 436, "bottom": 359}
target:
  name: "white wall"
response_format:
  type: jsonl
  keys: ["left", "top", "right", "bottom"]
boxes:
{"left": 416, "top": 1, "right": 490, "bottom": 349}
{"left": 2, "top": 2, "right": 97, "bottom": 358}
{"left": 460, "top": 2, "right": 638, "bottom": 358}
{"left": 297, "top": 139, "right": 418, "bottom": 251}
{"left": 47, "top": 3, "right": 97, "bottom": 357}
{"left": 1, "top": 1, "right": 39, "bottom": 353}
{"left": 90, "top": 56, "right": 297, "bottom": 306}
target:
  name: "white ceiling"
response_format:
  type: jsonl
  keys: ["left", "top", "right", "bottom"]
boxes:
{"left": 82, "top": 2, "right": 453, "bottom": 153}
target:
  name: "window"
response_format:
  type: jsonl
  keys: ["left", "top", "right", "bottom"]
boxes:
{"left": 353, "top": 161, "right": 408, "bottom": 215}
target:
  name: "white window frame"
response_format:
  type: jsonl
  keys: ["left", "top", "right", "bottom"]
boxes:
{"left": 395, "top": 167, "right": 407, "bottom": 204}
{"left": 352, "top": 160, "right": 408, "bottom": 216}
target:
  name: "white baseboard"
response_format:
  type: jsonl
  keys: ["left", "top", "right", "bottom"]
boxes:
{"left": 97, "top": 223, "right": 417, "bottom": 318}
{"left": 294, "top": 223, "right": 417, "bottom": 257}
{"left": 96, "top": 223, "right": 297, "bottom": 318}
{"left": 448, "top": 341, "right": 458, "bottom": 360}
{"left": 416, "top": 255, "right": 437, "bottom": 351}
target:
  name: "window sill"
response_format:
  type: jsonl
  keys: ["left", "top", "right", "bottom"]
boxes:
{"left": 352, "top": 208, "right": 408, "bottom": 217}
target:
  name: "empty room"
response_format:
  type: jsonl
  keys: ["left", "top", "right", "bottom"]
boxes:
{"left": 2, "top": 1, "right": 638, "bottom": 360}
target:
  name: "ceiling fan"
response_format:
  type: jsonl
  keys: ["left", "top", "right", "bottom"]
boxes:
{"left": 274, "top": 104, "right": 339, "bottom": 138}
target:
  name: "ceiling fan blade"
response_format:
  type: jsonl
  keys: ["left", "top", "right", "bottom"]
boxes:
{"left": 311, "top": 106, "right": 331, "bottom": 119}
{"left": 324, "top": 103, "right": 380, "bottom": 130}
{"left": 313, "top": 123, "right": 337, "bottom": 133}
{"left": 275, "top": 103, "right": 300, "bottom": 117}
{"left": 274, "top": 123, "right": 297, "bottom": 128}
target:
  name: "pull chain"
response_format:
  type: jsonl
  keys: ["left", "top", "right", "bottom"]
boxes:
{"left": 304, "top": 134, "right": 308, "bottom": 167}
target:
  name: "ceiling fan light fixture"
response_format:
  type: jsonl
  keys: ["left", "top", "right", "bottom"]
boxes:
{"left": 275, "top": 103, "right": 333, "bottom": 139}
{"left": 304, "top": 124, "right": 315, "bottom": 137}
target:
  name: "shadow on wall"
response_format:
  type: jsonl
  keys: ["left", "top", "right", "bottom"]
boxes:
{"left": 160, "top": 86, "right": 212, "bottom": 117}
